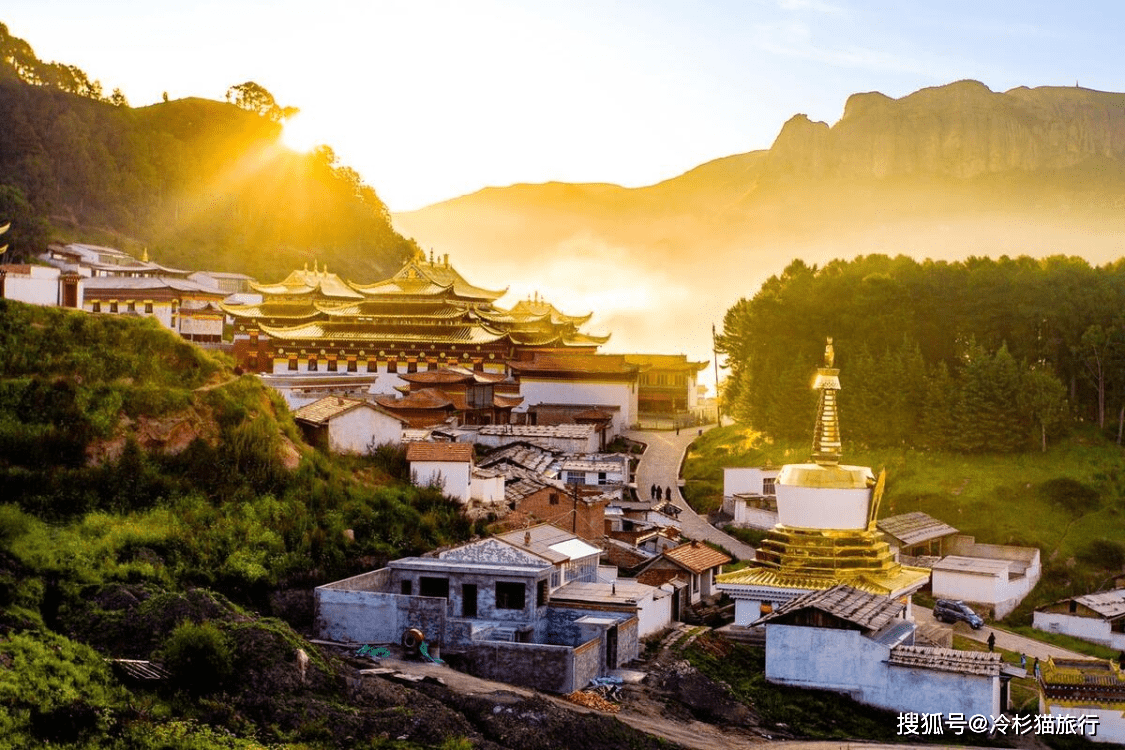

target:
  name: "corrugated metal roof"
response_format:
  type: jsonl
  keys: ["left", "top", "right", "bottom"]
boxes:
{"left": 877, "top": 511, "right": 959, "bottom": 546}
{"left": 1074, "top": 588, "right": 1125, "bottom": 620}
{"left": 932, "top": 555, "right": 1013, "bottom": 576}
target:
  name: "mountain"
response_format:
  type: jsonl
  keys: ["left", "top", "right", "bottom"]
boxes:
{"left": 0, "top": 22, "right": 413, "bottom": 281}
{"left": 393, "top": 81, "right": 1125, "bottom": 371}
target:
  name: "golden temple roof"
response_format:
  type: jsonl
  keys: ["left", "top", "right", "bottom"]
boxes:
{"left": 812, "top": 337, "right": 842, "bottom": 466}
{"left": 351, "top": 249, "right": 506, "bottom": 302}
{"left": 250, "top": 263, "right": 364, "bottom": 300}
{"left": 258, "top": 321, "right": 508, "bottom": 344}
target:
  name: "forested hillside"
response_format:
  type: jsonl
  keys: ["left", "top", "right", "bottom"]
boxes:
{"left": 0, "top": 22, "right": 413, "bottom": 280}
{"left": 717, "top": 254, "right": 1125, "bottom": 452}
{"left": 0, "top": 299, "right": 490, "bottom": 747}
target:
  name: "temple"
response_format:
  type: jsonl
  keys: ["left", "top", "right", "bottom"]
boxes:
{"left": 716, "top": 339, "right": 930, "bottom": 624}
{"left": 224, "top": 250, "right": 609, "bottom": 381}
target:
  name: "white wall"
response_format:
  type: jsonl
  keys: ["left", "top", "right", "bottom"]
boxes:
{"left": 413, "top": 459, "right": 471, "bottom": 502}
{"left": 518, "top": 379, "right": 637, "bottom": 434}
{"left": 1044, "top": 703, "right": 1125, "bottom": 745}
{"left": 724, "top": 467, "right": 774, "bottom": 496}
{"left": 471, "top": 473, "right": 505, "bottom": 504}
{"left": 2, "top": 266, "right": 67, "bottom": 306}
{"left": 328, "top": 407, "right": 403, "bottom": 454}
{"left": 776, "top": 484, "right": 870, "bottom": 530}
{"left": 766, "top": 624, "right": 999, "bottom": 717}
{"left": 635, "top": 588, "right": 673, "bottom": 638}
{"left": 1033, "top": 612, "right": 1125, "bottom": 650}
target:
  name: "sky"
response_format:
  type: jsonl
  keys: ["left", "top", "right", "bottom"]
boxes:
{"left": 4, "top": 1, "right": 1122, "bottom": 212}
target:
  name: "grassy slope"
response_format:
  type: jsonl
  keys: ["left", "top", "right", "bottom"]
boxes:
{"left": 683, "top": 423, "right": 1125, "bottom": 624}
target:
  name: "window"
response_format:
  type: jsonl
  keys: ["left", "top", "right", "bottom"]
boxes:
{"left": 144, "top": 301, "right": 153, "bottom": 313}
{"left": 387, "top": 359, "right": 398, "bottom": 373}
{"left": 400, "top": 580, "right": 412, "bottom": 595}
{"left": 427, "top": 360, "right": 437, "bottom": 372}
{"left": 462, "top": 584, "right": 477, "bottom": 617}
{"left": 327, "top": 359, "right": 338, "bottom": 372}
{"left": 419, "top": 576, "right": 449, "bottom": 599}
{"left": 308, "top": 358, "right": 318, "bottom": 372}
{"left": 495, "top": 581, "right": 526, "bottom": 610}
{"left": 367, "top": 359, "right": 377, "bottom": 373}
{"left": 537, "top": 580, "right": 548, "bottom": 607}
{"left": 762, "top": 477, "right": 776, "bottom": 496}
{"left": 91, "top": 301, "right": 101, "bottom": 312}
{"left": 598, "top": 472, "right": 607, "bottom": 484}
{"left": 347, "top": 359, "right": 357, "bottom": 373}
{"left": 127, "top": 301, "right": 136, "bottom": 313}
{"left": 288, "top": 357, "right": 298, "bottom": 371}
{"left": 549, "top": 492, "right": 560, "bottom": 506}
{"left": 110, "top": 301, "right": 119, "bottom": 313}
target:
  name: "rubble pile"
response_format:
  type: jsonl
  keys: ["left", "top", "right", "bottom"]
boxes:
{"left": 565, "top": 690, "right": 622, "bottom": 713}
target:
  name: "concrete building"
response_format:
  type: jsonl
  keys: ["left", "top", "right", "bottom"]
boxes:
{"left": 406, "top": 442, "right": 475, "bottom": 502}
{"left": 1038, "top": 657, "right": 1125, "bottom": 744}
{"left": 757, "top": 585, "right": 1004, "bottom": 718}
{"left": 315, "top": 525, "right": 645, "bottom": 694}
{"left": 1033, "top": 588, "right": 1125, "bottom": 650}
{"left": 292, "top": 396, "right": 407, "bottom": 454}
{"left": 510, "top": 353, "right": 641, "bottom": 437}
{"left": 0, "top": 265, "right": 83, "bottom": 308}
{"left": 930, "top": 536, "right": 1041, "bottom": 619}
{"left": 721, "top": 465, "right": 779, "bottom": 529}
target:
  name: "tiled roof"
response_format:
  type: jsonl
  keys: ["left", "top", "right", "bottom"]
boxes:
{"left": 83, "top": 276, "right": 225, "bottom": 295}
{"left": 877, "top": 511, "right": 959, "bottom": 546}
{"left": 888, "top": 645, "right": 1001, "bottom": 677}
{"left": 478, "top": 442, "right": 561, "bottom": 473}
{"left": 663, "top": 541, "right": 731, "bottom": 573}
{"left": 756, "top": 584, "right": 904, "bottom": 631}
{"left": 293, "top": 397, "right": 407, "bottom": 426}
{"left": 405, "top": 442, "right": 473, "bottom": 463}
{"left": 374, "top": 389, "right": 458, "bottom": 411}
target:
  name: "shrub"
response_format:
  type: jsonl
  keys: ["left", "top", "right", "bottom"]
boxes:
{"left": 161, "top": 620, "right": 235, "bottom": 694}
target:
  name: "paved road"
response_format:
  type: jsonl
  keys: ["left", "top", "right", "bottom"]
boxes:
{"left": 625, "top": 426, "right": 756, "bottom": 561}
{"left": 915, "top": 607, "right": 1089, "bottom": 664}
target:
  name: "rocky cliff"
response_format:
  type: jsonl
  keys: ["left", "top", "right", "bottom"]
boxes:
{"left": 764, "top": 80, "right": 1125, "bottom": 180}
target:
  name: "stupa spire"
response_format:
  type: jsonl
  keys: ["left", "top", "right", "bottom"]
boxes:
{"left": 811, "top": 337, "right": 842, "bottom": 466}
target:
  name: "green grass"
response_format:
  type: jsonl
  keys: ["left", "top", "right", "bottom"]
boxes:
{"left": 1003, "top": 626, "right": 1120, "bottom": 660}
{"left": 684, "top": 423, "right": 1125, "bottom": 624}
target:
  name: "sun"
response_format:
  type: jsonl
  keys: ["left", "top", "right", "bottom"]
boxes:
{"left": 280, "top": 111, "right": 325, "bottom": 153}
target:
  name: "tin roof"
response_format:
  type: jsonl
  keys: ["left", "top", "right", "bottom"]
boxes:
{"left": 1072, "top": 588, "right": 1125, "bottom": 620}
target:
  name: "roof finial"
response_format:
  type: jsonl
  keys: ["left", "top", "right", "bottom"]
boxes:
{"left": 313, "top": 258, "right": 318, "bottom": 274}
{"left": 811, "top": 337, "right": 842, "bottom": 466}
{"left": 430, "top": 250, "right": 435, "bottom": 264}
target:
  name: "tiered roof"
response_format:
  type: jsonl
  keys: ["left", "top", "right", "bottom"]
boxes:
{"left": 224, "top": 251, "right": 605, "bottom": 350}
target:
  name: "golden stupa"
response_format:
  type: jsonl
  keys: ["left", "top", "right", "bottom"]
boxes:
{"left": 717, "top": 339, "right": 930, "bottom": 602}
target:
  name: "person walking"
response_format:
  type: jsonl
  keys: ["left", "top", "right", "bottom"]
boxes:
{"left": 650, "top": 483, "right": 656, "bottom": 500}
{"left": 665, "top": 486, "right": 673, "bottom": 502}
{"left": 987, "top": 632, "right": 996, "bottom": 652}
{"left": 655, "top": 486, "right": 663, "bottom": 500}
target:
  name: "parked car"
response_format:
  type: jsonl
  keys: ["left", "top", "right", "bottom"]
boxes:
{"left": 933, "top": 599, "right": 984, "bottom": 629}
